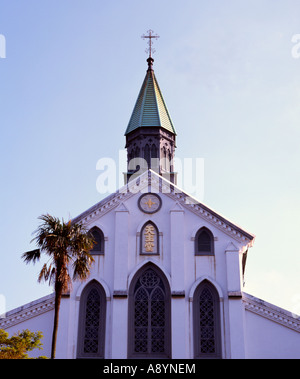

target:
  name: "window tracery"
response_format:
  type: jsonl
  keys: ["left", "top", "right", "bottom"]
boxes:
{"left": 77, "top": 281, "right": 106, "bottom": 359}
{"left": 193, "top": 281, "right": 221, "bottom": 359}
{"left": 128, "top": 266, "right": 171, "bottom": 358}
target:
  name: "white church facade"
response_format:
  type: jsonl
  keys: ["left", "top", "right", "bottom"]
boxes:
{"left": 1, "top": 52, "right": 300, "bottom": 359}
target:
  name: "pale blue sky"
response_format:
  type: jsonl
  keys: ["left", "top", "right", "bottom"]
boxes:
{"left": 1, "top": 0, "right": 300, "bottom": 314}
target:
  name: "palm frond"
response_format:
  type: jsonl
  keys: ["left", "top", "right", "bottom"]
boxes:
{"left": 72, "top": 252, "right": 94, "bottom": 281}
{"left": 23, "top": 213, "right": 97, "bottom": 359}
{"left": 38, "top": 263, "right": 55, "bottom": 284}
{"left": 21, "top": 249, "right": 41, "bottom": 264}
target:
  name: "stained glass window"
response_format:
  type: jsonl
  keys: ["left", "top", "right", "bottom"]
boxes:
{"left": 83, "top": 288, "right": 101, "bottom": 354}
{"left": 77, "top": 281, "right": 106, "bottom": 358}
{"left": 194, "top": 281, "right": 221, "bottom": 359}
{"left": 129, "top": 266, "right": 171, "bottom": 358}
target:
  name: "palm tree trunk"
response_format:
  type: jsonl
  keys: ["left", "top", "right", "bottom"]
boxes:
{"left": 51, "top": 281, "right": 63, "bottom": 359}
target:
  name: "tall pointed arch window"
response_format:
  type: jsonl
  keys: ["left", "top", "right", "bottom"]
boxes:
{"left": 135, "top": 146, "right": 140, "bottom": 158}
{"left": 77, "top": 281, "right": 106, "bottom": 359}
{"left": 193, "top": 281, "right": 221, "bottom": 359}
{"left": 128, "top": 265, "right": 171, "bottom": 358}
{"left": 140, "top": 221, "right": 159, "bottom": 255}
{"left": 151, "top": 144, "right": 157, "bottom": 159}
{"left": 195, "top": 227, "right": 214, "bottom": 256}
{"left": 144, "top": 144, "right": 151, "bottom": 168}
{"left": 162, "top": 147, "right": 167, "bottom": 171}
{"left": 89, "top": 227, "right": 104, "bottom": 255}
{"left": 151, "top": 144, "right": 158, "bottom": 170}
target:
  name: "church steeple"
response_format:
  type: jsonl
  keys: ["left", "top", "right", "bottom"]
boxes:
{"left": 125, "top": 32, "right": 177, "bottom": 184}
{"left": 124, "top": 57, "right": 176, "bottom": 136}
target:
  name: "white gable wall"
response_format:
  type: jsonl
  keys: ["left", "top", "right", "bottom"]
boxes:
{"left": 2, "top": 176, "right": 300, "bottom": 359}
{"left": 52, "top": 188, "right": 252, "bottom": 359}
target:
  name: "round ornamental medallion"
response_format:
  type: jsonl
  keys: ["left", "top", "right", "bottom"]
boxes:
{"left": 138, "top": 193, "right": 162, "bottom": 214}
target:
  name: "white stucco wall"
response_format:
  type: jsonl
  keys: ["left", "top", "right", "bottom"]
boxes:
{"left": 2, "top": 178, "right": 300, "bottom": 359}
{"left": 244, "top": 304, "right": 300, "bottom": 359}
{"left": 53, "top": 188, "right": 252, "bottom": 359}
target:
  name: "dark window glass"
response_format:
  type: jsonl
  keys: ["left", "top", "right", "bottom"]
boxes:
{"left": 196, "top": 228, "right": 214, "bottom": 255}
{"left": 198, "top": 230, "right": 211, "bottom": 252}
{"left": 77, "top": 282, "right": 106, "bottom": 358}
{"left": 194, "top": 281, "right": 221, "bottom": 359}
{"left": 128, "top": 265, "right": 171, "bottom": 358}
{"left": 90, "top": 228, "right": 104, "bottom": 255}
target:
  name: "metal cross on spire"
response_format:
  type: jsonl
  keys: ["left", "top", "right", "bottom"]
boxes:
{"left": 141, "top": 29, "right": 160, "bottom": 58}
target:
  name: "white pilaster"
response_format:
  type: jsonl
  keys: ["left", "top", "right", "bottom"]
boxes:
{"left": 225, "top": 242, "right": 246, "bottom": 359}
{"left": 170, "top": 202, "right": 187, "bottom": 358}
{"left": 111, "top": 203, "right": 129, "bottom": 358}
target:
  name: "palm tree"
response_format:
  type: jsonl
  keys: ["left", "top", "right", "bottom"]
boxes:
{"left": 22, "top": 214, "right": 95, "bottom": 359}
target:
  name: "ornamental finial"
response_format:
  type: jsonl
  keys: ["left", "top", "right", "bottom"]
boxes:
{"left": 141, "top": 29, "right": 160, "bottom": 59}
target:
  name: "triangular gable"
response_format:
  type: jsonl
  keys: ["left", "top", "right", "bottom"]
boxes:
{"left": 73, "top": 170, "right": 255, "bottom": 246}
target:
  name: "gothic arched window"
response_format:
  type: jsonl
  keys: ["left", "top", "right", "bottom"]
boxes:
{"left": 128, "top": 149, "right": 134, "bottom": 163}
{"left": 151, "top": 144, "right": 157, "bottom": 159}
{"left": 77, "top": 281, "right": 106, "bottom": 359}
{"left": 128, "top": 265, "right": 171, "bottom": 358}
{"left": 193, "top": 281, "right": 221, "bottom": 359}
{"left": 162, "top": 147, "right": 167, "bottom": 171}
{"left": 195, "top": 227, "right": 214, "bottom": 256}
{"left": 168, "top": 150, "right": 172, "bottom": 171}
{"left": 89, "top": 227, "right": 104, "bottom": 255}
{"left": 140, "top": 222, "right": 159, "bottom": 255}
{"left": 166, "top": 149, "right": 171, "bottom": 171}
{"left": 151, "top": 144, "right": 158, "bottom": 170}
{"left": 144, "top": 144, "right": 151, "bottom": 168}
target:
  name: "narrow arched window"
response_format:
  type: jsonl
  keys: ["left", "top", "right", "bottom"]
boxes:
{"left": 168, "top": 150, "right": 172, "bottom": 171}
{"left": 162, "top": 147, "right": 167, "bottom": 170}
{"left": 77, "top": 281, "right": 106, "bottom": 359}
{"left": 140, "top": 222, "right": 159, "bottom": 255}
{"left": 135, "top": 146, "right": 140, "bottom": 158}
{"left": 151, "top": 144, "right": 157, "bottom": 159}
{"left": 128, "top": 265, "right": 171, "bottom": 358}
{"left": 193, "top": 281, "right": 221, "bottom": 359}
{"left": 89, "top": 227, "right": 104, "bottom": 255}
{"left": 166, "top": 149, "right": 171, "bottom": 171}
{"left": 150, "top": 144, "right": 158, "bottom": 170}
{"left": 144, "top": 144, "right": 150, "bottom": 168}
{"left": 128, "top": 149, "right": 134, "bottom": 162}
{"left": 195, "top": 227, "right": 214, "bottom": 256}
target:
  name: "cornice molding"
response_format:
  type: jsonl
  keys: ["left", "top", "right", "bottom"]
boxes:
{"left": 73, "top": 170, "right": 254, "bottom": 246}
{"left": 147, "top": 171, "right": 254, "bottom": 245}
{"left": 243, "top": 292, "right": 300, "bottom": 333}
{"left": 0, "top": 294, "right": 55, "bottom": 329}
{"left": 72, "top": 190, "right": 136, "bottom": 227}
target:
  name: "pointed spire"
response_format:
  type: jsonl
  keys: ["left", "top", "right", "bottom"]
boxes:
{"left": 124, "top": 32, "right": 177, "bottom": 185}
{"left": 125, "top": 61, "right": 176, "bottom": 136}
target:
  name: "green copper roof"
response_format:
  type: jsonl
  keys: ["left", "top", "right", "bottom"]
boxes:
{"left": 125, "top": 62, "right": 176, "bottom": 136}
